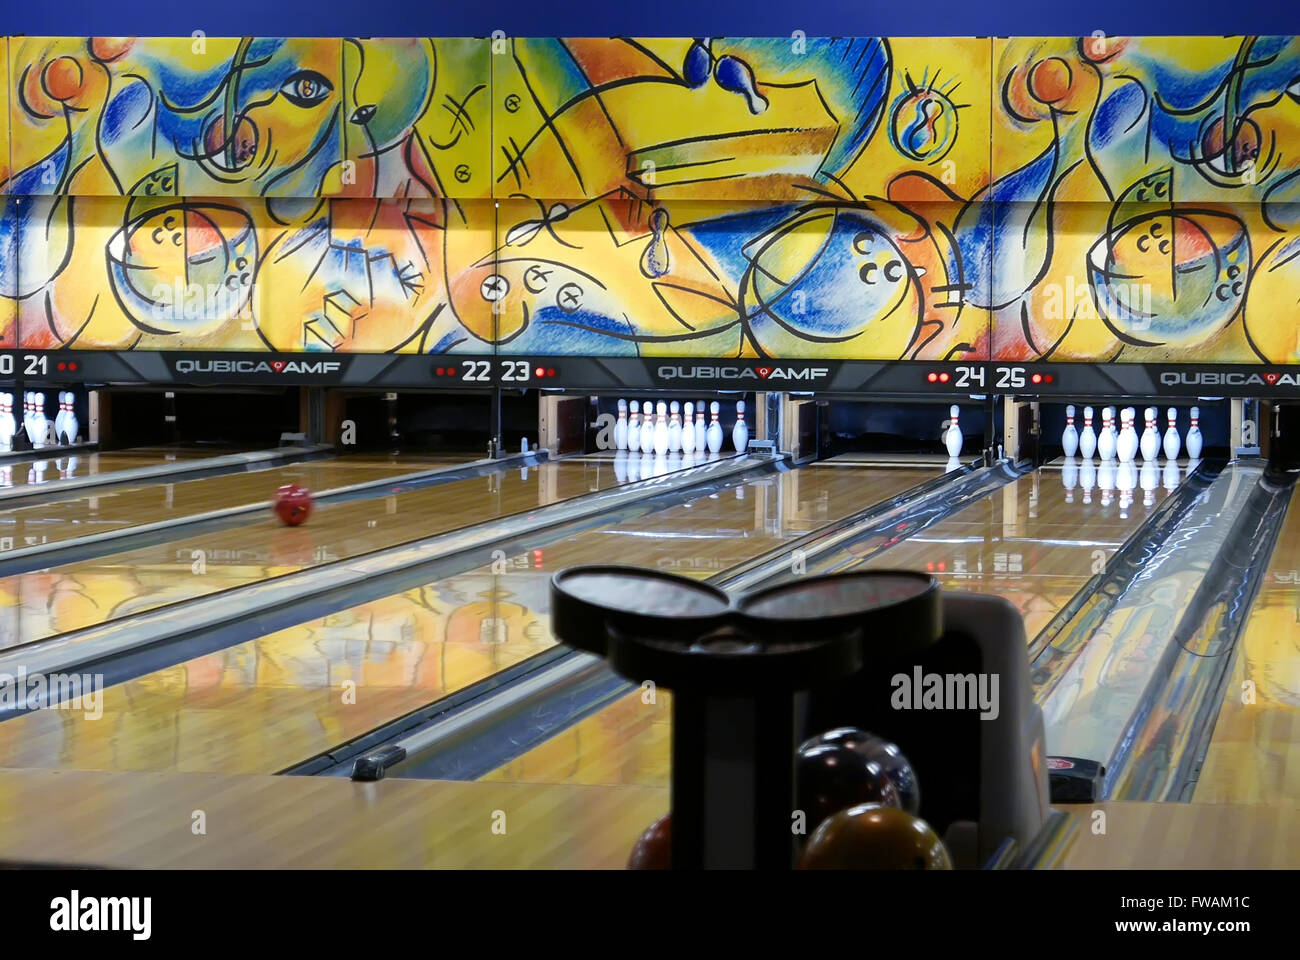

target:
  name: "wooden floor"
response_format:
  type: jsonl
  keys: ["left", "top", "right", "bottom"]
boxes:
{"left": 0, "top": 463, "right": 934, "bottom": 775}
{"left": 485, "top": 464, "right": 1173, "bottom": 787}
{"left": 1194, "top": 486, "right": 1300, "bottom": 805}
{"left": 0, "top": 447, "right": 231, "bottom": 488}
{"left": 0, "top": 458, "right": 627, "bottom": 651}
{"left": 0, "top": 768, "right": 667, "bottom": 869}
{"left": 0, "top": 453, "right": 465, "bottom": 550}
{"left": 1060, "top": 802, "right": 1300, "bottom": 868}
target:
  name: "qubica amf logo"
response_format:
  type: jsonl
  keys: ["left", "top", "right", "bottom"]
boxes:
{"left": 1159, "top": 370, "right": 1300, "bottom": 388}
{"left": 172, "top": 359, "right": 344, "bottom": 376}
{"left": 656, "top": 365, "right": 831, "bottom": 381}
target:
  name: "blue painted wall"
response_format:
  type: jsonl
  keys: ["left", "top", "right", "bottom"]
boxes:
{"left": 5, "top": 0, "right": 1299, "bottom": 39}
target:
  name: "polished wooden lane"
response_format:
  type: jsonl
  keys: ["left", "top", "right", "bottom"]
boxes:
{"left": 0, "top": 458, "right": 635, "bottom": 652}
{"left": 0, "top": 454, "right": 468, "bottom": 551}
{"left": 0, "top": 446, "right": 235, "bottom": 489}
{"left": 1193, "top": 486, "right": 1300, "bottom": 805}
{"left": 1059, "top": 802, "right": 1300, "bottom": 868}
{"left": 484, "top": 464, "right": 1176, "bottom": 787}
{"left": 0, "top": 465, "right": 935, "bottom": 774}
{"left": 0, "top": 768, "right": 667, "bottom": 868}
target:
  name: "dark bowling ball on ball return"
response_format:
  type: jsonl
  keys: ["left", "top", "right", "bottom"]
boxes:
{"left": 273, "top": 484, "right": 313, "bottom": 527}
{"left": 802, "top": 727, "right": 921, "bottom": 816}
{"left": 627, "top": 813, "right": 671, "bottom": 869}
{"left": 798, "top": 803, "right": 953, "bottom": 870}
{"left": 796, "top": 741, "right": 900, "bottom": 832}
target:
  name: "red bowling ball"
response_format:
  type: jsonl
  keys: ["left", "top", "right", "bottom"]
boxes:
{"left": 273, "top": 484, "right": 313, "bottom": 526}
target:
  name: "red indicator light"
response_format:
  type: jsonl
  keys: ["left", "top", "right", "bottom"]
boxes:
{"left": 1031, "top": 373, "right": 1042, "bottom": 384}
{"left": 1045, "top": 374, "right": 1054, "bottom": 383}
{"left": 547, "top": 368, "right": 556, "bottom": 377}
{"left": 939, "top": 372, "right": 950, "bottom": 383}
{"left": 926, "top": 562, "right": 935, "bottom": 572}
{"left": 938, "top": 561, "right": 946, "bottom": 572}
{"left": 535, "top": 366, "right": 546, "bottom": 377}
{"left": 927, "top": 372, "right": 938, "bottom": 383}
{"left": 57, "top": 362, "right": 66, "bottom": 371}
{"left": 69, "top": 362, "right": 78, "bottom": 371}
{"left": 435, "top": 367, "right": 444, "bottom": 376}
{"left": 533, "top": 549, "right": 544, "bottom": 568}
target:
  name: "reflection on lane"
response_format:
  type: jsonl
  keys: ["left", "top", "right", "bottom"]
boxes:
{"left": 483, "top": 462, "right": 1183, "bottom": 787}
{"left": 0, "top": 459, "right": 632, "bottom": 651}
{"left": 0, "top": 465, "right": 935, "bottom": 775}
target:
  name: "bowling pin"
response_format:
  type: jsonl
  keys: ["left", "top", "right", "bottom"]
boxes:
{"left": 1097, "top": 407, "right": 1117, "bottom": 461}
{"left": 1140, "top": 407, "right": 1159, "bottom": 462}
{"left": 694, "top": 403, "right": 707, "bottom": 453}
{"left": 732, "top": 400, "right": 749, "bottom": 453}
{"left": 707, "top": 401, "right": 724, "bottom": 453}
{"left": 1117, "top": 408, "right": 1138, "bottom": 463}
{"left": 641, "top": 401, "right": 655, "bottom": 454}
{"left": 0, "top": 393, "right": 13, "bottom": 450}
{"left": 1062, "top": 456, "right": 1079, "bottom": 503}
{"left": 1080, "top": 458, "right": 1096, "bottom": 505}
{"left": 613, "top": 448, "right": 629, "bottom": 482}
{"left": 31, "top": 393, "right": 49, "bottom": 449}
{"left": 1062, "top": 405, "right": 1079, "bottom": 458}
{"left": 945, "top": 405, "right": 963, "bottom": 457}
{"left": 1079, "top": 406, "right": 1097, "bottom": 460}
{"left": 1163, "top": 408, "right": 1180, "bottom": 461}
{"left": 1140, "top": 460, "right": 1158, "bottom": 507}
{"left": 53, "top": 392, "right": 68, "bottom": 446}
{"left": 627, "top": 401, "right": 641, "bottom": 453}
{"left": 614, "top": 400, "right": 628, "bottom": 451}
{"left": 668, "top": 401, "right": 682, "bottom": 452}
{"left": 653, "top": 401, "right": 669, "bottom": 455}
{"left": 22, "top": 393, "right": 33, "bottom": 445}
{"left": 1186, "top": 406, "right": 1203, "bottom": 460}
{"left": 681, "top": 402, "right": 696, "bottom": 453}
{"left": 29, "top": 459, "right": 48, "bottom": 484}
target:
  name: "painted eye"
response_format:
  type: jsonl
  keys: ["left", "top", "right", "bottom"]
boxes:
{"left": 280, "top": 71, "right": 334, "bottom": 107}
{"left": 1287, "top": 75, "right": 1300, "bottom": 103}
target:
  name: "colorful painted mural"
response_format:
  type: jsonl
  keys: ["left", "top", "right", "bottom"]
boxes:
{"left": 1, "top": 35, "right": 1299, "bottom": 362}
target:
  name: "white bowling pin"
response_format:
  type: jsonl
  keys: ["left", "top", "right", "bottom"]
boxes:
{"left": 1140, "top": 460, "right": 1158, "bottom": 507}
{"left": 1061, "top": 405, "right": 1079, "bottom": 458}
{"left": 945, "top": 405, "right": 963, "bottom": 457}
{"left": 1079, "top": 406, "right": 1097, "bottom": 460}
{"left": 0, "top": 393, "right": 13, "bottom": 449}
{"left": 1062, "top": 456, "right": 1079, "bottom": 503}
{"left": 694, "top": 403, "right": 707, "bottom": 453}
{"left": 668, "top": 401, "right": 682, "bottom": 452}
{"left": 1080, "top": 458, "right": 1097, "bottom": 505}
{"left": 627, "top": 401, "right": 641, "bottom": 453}
{"left": 681, "top": 403, "right": 696, "bottom": 453}
{"left": 707, "top": 401, "right": 724, "bottom": 453}
{"left": 22, "top": 393, "right": 33, "bottom": 445}
{"left": 29, "top": 460, "right": 49, "bottom": 484}
{"left": 1097, "top": 407, "right": 1117, "bottom": 461}
{"left": 1186, "top": 406, "right": 1202, "bottom": 460}
{"left": 641, "top": 401, "right": 655, "bottom": 454}
{"left": 31, "top": 393, "right": 49, "bottom": 449}
{"left": 653, "top": 401, "right": 670, "bottom": 455}
{"left": 1163, "top": 408, "right": 1180, "bottom": 461}
{"left": 1140, "top": 407, "right": 1159, "bottom": 462}
{"left": 614, "top": 399, "right": 628, "bottom": 451}
{"left": 732, "top": 400, "right": 749, "bottom": 453}
{"left": 53, "top": 392, "right": 68, "bottom": 446}
{"left": 945, "top": 455, "right": 962, "bottom": 473}
{"left": 1117, "top": 408, "right": 1139, "bottom": 463}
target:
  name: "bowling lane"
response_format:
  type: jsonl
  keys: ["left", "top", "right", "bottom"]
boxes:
{"left": 0, "top": 456, "right": 648, "bottom": 652}
{"left": 482, "top": 462, "right": 1181, "bottom": 788}
{"left": 0, "top": 464, "right": 938, "bottom": 774}
{"left": 0, "top": 453, "right": 470, "bottom": 552}
{"left": 0, "top": 446, "right": 235, "bottom": 489}
{"left": 1193, "top": 485, "right": 1300, "bottom": 805}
